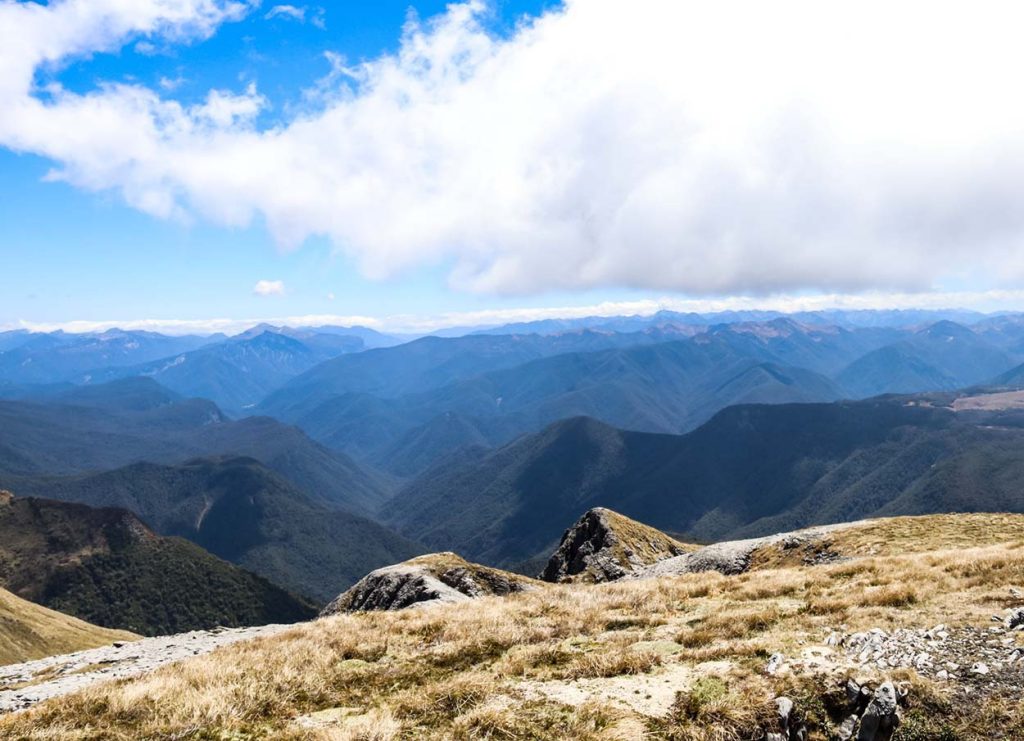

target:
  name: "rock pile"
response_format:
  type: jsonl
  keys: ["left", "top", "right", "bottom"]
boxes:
{"left": 830, "top": 623, "right": 1024, "bottom": 696}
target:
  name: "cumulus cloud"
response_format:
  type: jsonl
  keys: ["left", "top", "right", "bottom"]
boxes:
{"left": 253, "top": 279, "right": 285, "bottom": 296}
{"left": 3, "top": 0, "right": 1024, "bottom": 297}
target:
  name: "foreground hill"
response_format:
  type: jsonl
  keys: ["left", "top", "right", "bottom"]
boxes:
{"left": 0, "top": 491, "right": 317, "bottom": 634}
{"left": 4, "top": 513, "right": 1023, "bottom": 739}
{"left": 10, "top": 457, "right": 426, "bottom": 602}
{"left": 0, "top": 586, "right": 136, "bottom": 666}
{"left": 385, "top": 394, "right": 1024, "bottom": 567}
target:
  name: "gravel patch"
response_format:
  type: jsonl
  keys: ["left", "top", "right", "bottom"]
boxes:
{"left": 0, "top": 624, "right": 292, "bottom": 713}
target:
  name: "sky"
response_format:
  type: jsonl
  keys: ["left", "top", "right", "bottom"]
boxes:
{"left": 2, "top": 0, "right": 1024, "bottom": 333}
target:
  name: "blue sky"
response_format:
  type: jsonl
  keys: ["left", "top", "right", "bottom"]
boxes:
{"left": 1, "top": 0, "right": 593, "bottom": 331}
{"left": 2, "top": 1, "right": 1024, "bottom": 333}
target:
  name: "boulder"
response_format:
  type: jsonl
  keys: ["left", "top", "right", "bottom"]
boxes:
{"left": 765, "top": 696, "right": 807, "bottom": 741}
{"left": 321, "top": 553, "right": 538, "bottom": 614}
{"left": 836, "top": 679, "right": 906, "bottom": 741}
{"left": 540, "top": 507, "right": 691, "bottom": 583}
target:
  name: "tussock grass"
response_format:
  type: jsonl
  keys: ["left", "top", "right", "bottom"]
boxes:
{"left": 4, "top": 514, "right": 1024, "bottom": 739}
{"left": 0, "top": 587, "right": 137, "bottom": 667}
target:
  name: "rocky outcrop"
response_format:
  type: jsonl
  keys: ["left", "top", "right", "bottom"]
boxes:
{"left": 763, "top": 680, "right": 905, "bottom": 741}
{"left": 321, "top": 553, "right": 538, "bottom": 614}
{"left": 541, "top": 508, "right": 691, "bottom": 583}
{"left": 632, "top": 522, "right": 857, "bottom": 579}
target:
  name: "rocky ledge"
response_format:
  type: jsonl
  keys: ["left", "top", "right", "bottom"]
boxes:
{"left": 633, "top": 521, "right": 858, "bottom": 579}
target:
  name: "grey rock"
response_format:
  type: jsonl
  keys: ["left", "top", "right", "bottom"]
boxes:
{"left": 633, "top": 522, "right": 860, "bottom": 579}
{"left": 540, "top": 507, "right": 687, "bottom": 583}
{"left": 855, "top": 681, "right": 903, "bottom": 741}
{"left": 321, "top": 553, "right": 534, "bottom": 614}
{"left": 766, "top": 696, "right": 807, "bottom": 741}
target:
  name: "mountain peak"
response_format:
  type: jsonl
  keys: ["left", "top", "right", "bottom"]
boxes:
{"left": 541, "top": 507, "right": 692, "bottom": 583}
{"left": 918, "top": 320, "right": 975, "bottom": 340}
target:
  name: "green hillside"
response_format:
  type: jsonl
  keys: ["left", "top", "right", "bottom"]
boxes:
{"left": 10, "top": 457, "right": 425, "bottom": 602}
{"left": 0, "top": 492, "right": 317, "bottom": 635}
{"left": 385, "top": 393, "right": 1024, "bottom": 567}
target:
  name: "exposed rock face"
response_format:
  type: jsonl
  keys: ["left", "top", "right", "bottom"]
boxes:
{"left": 321, "top": 553, "right": 537, "bottom": 614}
{"left": 541, "top": 508, "right": 690, "bottom": 583}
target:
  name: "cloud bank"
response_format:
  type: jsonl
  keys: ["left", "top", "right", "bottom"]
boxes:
{"left": 3, "top": 0, "right": 1024, "bottom": 297}
{"left": 11, "top": 289, "right": 1024, "bottom": 337}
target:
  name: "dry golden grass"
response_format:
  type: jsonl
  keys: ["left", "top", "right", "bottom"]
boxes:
{"left": 0, "top": 587, "right": 137, "bottom": 667}
{"left": 4, "top": 514, "right": 1024, "bottom": 739}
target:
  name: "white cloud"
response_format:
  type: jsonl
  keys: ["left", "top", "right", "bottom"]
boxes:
{"left": 264, "top": 5, "right": 304, "bottom": 23}
{"left": 158, "top": 75, "right": 186, "bottom": 91}
{"left": 263, "top": 4, "right": 324, "bottom": 27}
{"left": 3, "top": 1, "right": 1024, "bottom": 297}
{"left": 253, "top": 279, "right": 285, "bottom": 296}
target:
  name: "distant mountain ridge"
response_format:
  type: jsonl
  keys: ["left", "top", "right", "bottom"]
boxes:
{"left": 258, "top": 317, "right": 1024, "bottom": 477}
{"left": 0, "top": 325, "right": 398, "bottom": 413}
{"left": 0, "top": 377, "right": 392, "bottom": 516}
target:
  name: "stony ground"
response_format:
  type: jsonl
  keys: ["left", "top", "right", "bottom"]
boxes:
{"left": 0, "top": 624, "right": 291, "bottom": 713}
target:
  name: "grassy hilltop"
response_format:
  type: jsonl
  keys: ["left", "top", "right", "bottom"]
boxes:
{"left": 4, "top": 513, "right": 1024, "bottom": 739}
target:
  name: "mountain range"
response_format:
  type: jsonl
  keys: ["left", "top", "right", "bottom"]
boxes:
{"left": 0, "top": 325, "right": 398, "bottom": 414}
{"left": 7, "top": 311, "right": 1024, "bottom": 610}
{"left": 0, "top": 377, "right": 391, "bottom": 516}
{"left": 382, "top": 392, "right": 1024, "bottom": 568}
{"left": 259, "top": 317, "right": 1024, "bottom": 476}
